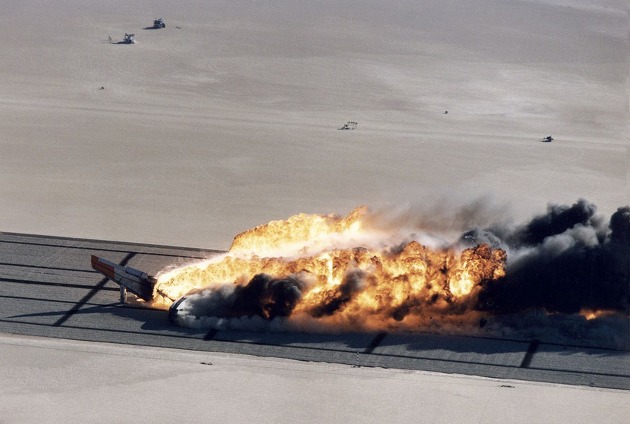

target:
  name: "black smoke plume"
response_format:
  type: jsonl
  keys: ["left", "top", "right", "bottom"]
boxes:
{"left": 508, "top": 199, "right": 600, "bottom": 246}
{"left": 474, "top": 201, "right": 629, "bottom": 315}
{"left": 178, "top": 274, "right": 306, "bottom": 322}
{"left": 306, "top": 269, "right": 366, "bottom": 317}
{"left": 230, "top": 274, "right": 306, "bottom": 319}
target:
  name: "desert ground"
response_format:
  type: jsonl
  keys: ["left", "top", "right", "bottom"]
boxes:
{"left": 2, "top": 334, "right": 628, "bottom": 424}
{"left": 0, "top": 2, "right": 628, "bottom": 422}
{"left": 0, "top": 0, "right": 626, "bottom": 249}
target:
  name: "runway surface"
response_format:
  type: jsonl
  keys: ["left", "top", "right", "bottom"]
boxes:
{"left": 1, "top": 232, "right": 628, "bottom": 390}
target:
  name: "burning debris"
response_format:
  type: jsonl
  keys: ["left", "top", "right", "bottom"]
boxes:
{"left": 92, "top": 200, "right": 629, "bottom": 344}
{"left": 153, "top": 206, "right": 506, "bottom": 328}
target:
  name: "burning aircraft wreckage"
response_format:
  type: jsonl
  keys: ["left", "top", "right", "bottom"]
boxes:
{"left": 92, "top": 199, "right": 629, "bottom": 345}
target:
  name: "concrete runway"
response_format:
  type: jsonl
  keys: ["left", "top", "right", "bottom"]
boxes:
{"left": 1, "top": 232, "right": 628, "bottom": 390}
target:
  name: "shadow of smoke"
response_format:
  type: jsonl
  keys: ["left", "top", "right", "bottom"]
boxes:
{"left": 52, "top": 303, "right": 206, "bottom": 337}
{"left": 102, "top": 303, "right": 629, "bottom": 355}
{"left": 379, "top": 327, "right": 629, "bottom": 357}
{"left": 206, "top": 329, "right": 377, "bottom": 352}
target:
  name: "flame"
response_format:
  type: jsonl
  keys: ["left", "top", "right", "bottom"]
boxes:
{"left": 153, "top": 207, "right": 507, "bottom": 330}
{"left": 229, "top": 206, "right": 368, "bottom": 256}
{"left": 579, "top": 308, "right": 616, "bottom": 321}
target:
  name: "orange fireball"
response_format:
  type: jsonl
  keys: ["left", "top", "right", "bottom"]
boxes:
{"left": 153, "top": 207, "right": 507, "bottom": 330}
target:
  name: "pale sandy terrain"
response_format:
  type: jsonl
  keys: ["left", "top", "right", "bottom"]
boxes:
{"left": 0, "top": 0, "right": 626, "bottom": 249}
{"left": 1, "top": 334, "right": 628, "bottom": 424}
{"left": 0, "top": 2, "right": 628, "bottom": 421}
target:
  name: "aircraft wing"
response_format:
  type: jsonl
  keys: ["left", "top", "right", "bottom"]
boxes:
{"left": 91, "top": 255, "right": 156, "bottom": 301}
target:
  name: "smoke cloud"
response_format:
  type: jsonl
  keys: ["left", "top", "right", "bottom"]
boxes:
{"left": 167, "top": 199, "right": 628, "bottom": 347}
{"left": 177, "top": 274, "right": 307, "bottom": 321}
{"left": 306, "top": 269, "right": 367, "bottom": 317}
{"left": 475, "top": 201, "right": 629, "bottom": 315}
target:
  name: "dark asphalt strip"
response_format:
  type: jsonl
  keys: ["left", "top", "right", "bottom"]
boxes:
{"left": 0, "top": 239, "right": 213, "bottom": 260}
{"left": 2, "top": 318, "right": 629, "bottom": 381}
{"left": 0, "top": 263, "right": 97, "bottom": 273}
{"left": 0, "top": 277, "right": 119, "bottom": 291}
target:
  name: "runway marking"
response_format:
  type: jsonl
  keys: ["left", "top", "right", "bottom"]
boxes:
{"left": 0, "top": 319, "right": 203, "bottom": 340}
{"left": 1, "top": 231, "right": 220, "bottom": 254}
{"left": 366, "top": 349, "right": 630, "bottom": 379}
{"left": 52, "top": 253, "right": 136, "bottom": 327}
{"left": 0, "top": 239, "right": 211, "bottom": 260}
{"left": 519, "top": 339, "right": 540, "bottom": 368}
{"left": 2, "top": 318, "right": 629, "bottom": 382}
{"left": 0, "top": 262, "right": 100, "bottom": 274}
{"left": 364, "top": 331, "right": 387, "bottom": 354}
{"left": 0, "top": 277, "right": 119, "bottom": 292}
{"left": 0, "top": 294, "right": 117, "bottom": 306}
